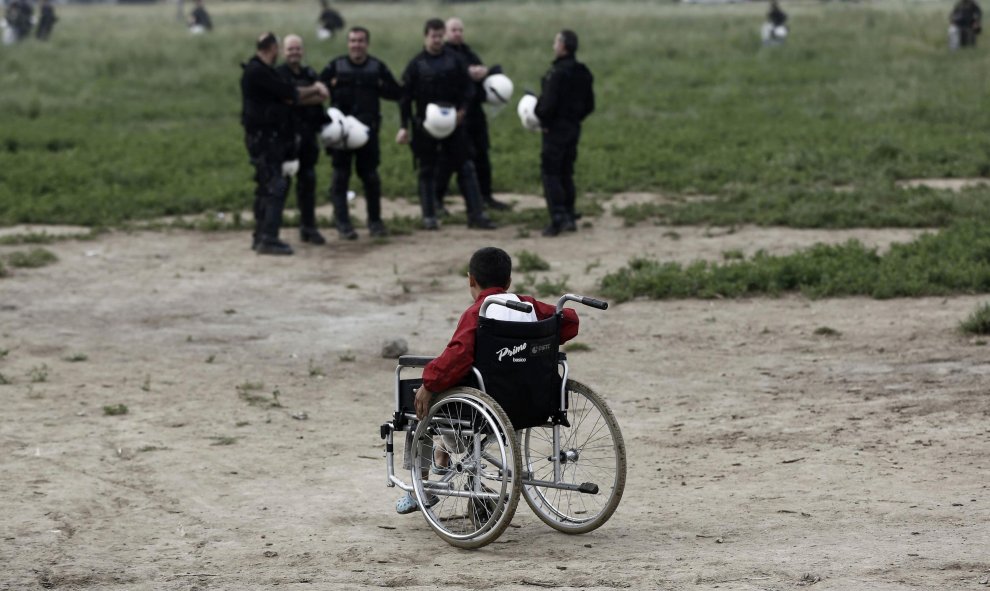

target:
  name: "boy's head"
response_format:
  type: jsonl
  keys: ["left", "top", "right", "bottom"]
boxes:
{"left": 469, "top": 247, "right": 512, "bottom": 291}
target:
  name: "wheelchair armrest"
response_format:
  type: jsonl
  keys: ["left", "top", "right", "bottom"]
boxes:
{"left": 398, "top": 355, "right": 435, "bottom": 368}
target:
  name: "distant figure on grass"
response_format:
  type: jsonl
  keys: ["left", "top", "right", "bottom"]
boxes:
{"left": 317, "top": 0, "right": 345, "bottom": 41}
{"left": 319, "top": 26, "right": 402, "bottom": 240}
{"left": 396, "top": 246, "right": 580, "bottom": 515}
{"left": 188, "top": 0, "right": 213, "bottom": 35}
{"left": 4, "top": 0, "right": 33, "bottom": 44}
{"left": 35, "top": 0, "right": 57, "bottom": 41}
{"left": 762, "top": 0, "right": 788, "bottom": 46}
{"left": 277, "top": 35, "right": 330, "bottom": 246}
{"left": 240, "top": 32, "right": 329, "bottom": 255}
{"left": 949, "top": 0, "right": 982, "bottom": 50}
{"left": 535, "top": 30, "right": 594, "bottom": 237}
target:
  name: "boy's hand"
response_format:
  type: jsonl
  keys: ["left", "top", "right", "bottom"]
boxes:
{"left": 414, "top": 385, "right": 433, "bottom": 419}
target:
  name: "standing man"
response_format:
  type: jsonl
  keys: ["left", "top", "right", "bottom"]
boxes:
{"left": 950, "top": 0, "right": 983, "bottom": 48}
{"left": 535, "top": 30, "right": 594, "bottom": 237}
{"left": 435, "top": 17, "right": 510, "bottom": 214}
{"left": 35, "top": 0, "right": 57, "bottom": 41}
{"left": 397, "top": 18, "right": 496, "bottom": 231}
{"left": 320, "top": 26, "right": 402, "bottom": 239}
{"left": 188, "top": 0, "right": 213, "bottom": 32}
{"left": 240, "top": 32, "right": 328, "bottom": 255}
{"left": 277, "top": 34, "right": 328, "bottom": 245}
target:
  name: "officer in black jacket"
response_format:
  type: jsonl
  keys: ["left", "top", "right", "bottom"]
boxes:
{"left": 36, "top": 0, "right": 57, "bottom": 41}
{"left": 434, "top": 17, "right": 510, "bottom": 214}
{"left": 951, "top": 0, "right": 983, "bottom": 47}
{"left": 320, "top": 26, "right": 402, "bottom": 239}
{"left": 277, "top": 34, "right": 329, "bottom": 245}
{"left": 188, "top": 0, "right": 212, "bottom": 32}
{"left": 396, "top": 18, "right": 496, "bottom": 231}
{"left": 241, "top": 32, "right": 328, "bottom": 255}
{"left": 535, "top": 30, "right": 594, "bottom": 237}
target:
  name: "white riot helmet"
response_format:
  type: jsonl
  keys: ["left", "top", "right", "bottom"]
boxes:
{"left": 483, "top": 74, "right": 514, "bottom": 106}
{"left": 423, "top": 103, "right": 457, "bottom": 139}
{"left": 320, "top": 108, "right": 346, "bottom": 149}
{"left": 342, "top": 115, "right": 370, "bottom": 150}
{"left": 516, "top": 93, "right": 541, "bottom": 132}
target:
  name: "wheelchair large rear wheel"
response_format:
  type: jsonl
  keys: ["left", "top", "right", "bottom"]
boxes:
{"left": 410, "top": 387, "right": 522, "bottom": 549}
{"left": 521, "top": 380, "right": 626, "bottom": 534}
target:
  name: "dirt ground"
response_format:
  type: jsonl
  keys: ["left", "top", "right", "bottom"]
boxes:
{"left": 1, "top": 194, "right": 988, "bottom": 591}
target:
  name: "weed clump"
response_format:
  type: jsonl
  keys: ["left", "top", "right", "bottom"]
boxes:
{"left": 103, "top": 404, "right": 128, "bottom": 416}
{"left": 601, "top": 222, "right": 990, "bottom": 301}
{"left": 6, "top": 248, "right": 57, "bottom": 269}
{"left": 515, "top": 250, "right": 550, "bottom": 272}
{"left": 960, "top": 302, "right": 990, "bottom": 335}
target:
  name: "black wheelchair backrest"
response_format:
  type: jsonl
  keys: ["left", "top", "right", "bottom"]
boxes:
{"left": 474, "top": 314, "right": 562, "bottom": 429}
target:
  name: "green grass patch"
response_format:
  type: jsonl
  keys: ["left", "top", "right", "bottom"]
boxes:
{"left": 614, "top": 185, "right": 990, "bottom": 229}
{"left": 564, "top": 342, "right": 593, "bottom": 352}
{"left": 600, "top": 221, "right": 990, "bottom": 301}
{"left": 515, "top": 250, "right": 550, "bottom": 273}
{"left": 5, "top": 248, "right": 57, "bottom": 269}
{"left": 813, "top": 326, "right": 841, "bottom": 337}
{"left": 103, "top": 404, "right": 128, "bottom": 416}
{"left": 63, "top": 353, "right": 88, "bottom": 362}
{"left": 209, "top": 436, "right": 238, "bottom": 446}
{"left": 960, "top": 302, "right": 990, "bottom": 335}
{"left": 5, "top": 2, "right": 990, "bottom": 228}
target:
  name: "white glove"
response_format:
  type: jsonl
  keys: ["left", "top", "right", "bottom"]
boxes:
{"left": 281, "top": 160, "right": 300, "bottom": 177}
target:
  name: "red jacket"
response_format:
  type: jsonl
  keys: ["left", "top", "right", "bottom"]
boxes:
{"left": 422, "top": 287, "right": 579, "bottom": 393}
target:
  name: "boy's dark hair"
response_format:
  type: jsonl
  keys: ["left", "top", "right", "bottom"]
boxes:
{"left": 256, "top": 32, "right": 278, "bottom": 51}
{"left": 559, "top": 29, "right": 579, "bottom": 54}
{"left": 424, "top": 18, "right": 445, "bottom": 36}
{"left": 469, "top": 247, "right": 512, "bottom": 289}
{"left": 349, "top": 26, "right": 370, "bottom": 43}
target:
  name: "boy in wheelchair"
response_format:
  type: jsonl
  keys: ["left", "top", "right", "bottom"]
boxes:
{"left": 396, "top": 246, "right": 580, "bottom": 514}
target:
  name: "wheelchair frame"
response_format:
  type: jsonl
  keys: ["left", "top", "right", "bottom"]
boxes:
{"left": 379, "top": 293, "right": 626, "bottom": 548}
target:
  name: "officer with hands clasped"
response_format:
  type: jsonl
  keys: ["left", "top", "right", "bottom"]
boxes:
{"left": 277, "top": 34, "right": 329, "bottom": 245}
{"left": 320, "top": 26, "right": 402, "bottom": 240}
{"left": 240, "top": 32, "right": 329, "bottom": 255}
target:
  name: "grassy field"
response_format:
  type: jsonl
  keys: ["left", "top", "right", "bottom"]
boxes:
{"left": 1, "top": 0, "right": 989, "bottom": 226}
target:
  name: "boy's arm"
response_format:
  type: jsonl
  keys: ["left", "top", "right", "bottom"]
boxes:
{"left": 526, "top": 297, "right": 580, "bottom": 343}
{"left": 421, "top": 308, "right": 479, "bottom": 394}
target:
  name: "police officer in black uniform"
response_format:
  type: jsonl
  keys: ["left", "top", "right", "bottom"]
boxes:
{"left": 189, "top": 0, "right": 212, "bottom": 32}
{"left": 241, "top": 32, "right": 328, "bottom": 255}
{"left": 320, "top": 26, "right": 402, "bottom": 239}
{"left": 36, "top": 0, "right": 57, "bottom": 41}
{"left": 434, "top": 17, "right": 510, "bottom": 214}
{"left": 277, "top": 34, "right": 328, "bottom": 245}
{"left": 396, "top": 18, "right": 496, "bottom": 231}
{"left": 535, "top": 30, "right": 594, "bottom": 237}
{"left": 318, "top": 0, "right": 345, "bottom": 38}
{"left": 951, "top": 0, "right": 983, "bottom": 47}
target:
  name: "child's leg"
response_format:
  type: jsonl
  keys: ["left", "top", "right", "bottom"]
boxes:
{"left": 402, "top": 430, "right": 433, "bottom": 478}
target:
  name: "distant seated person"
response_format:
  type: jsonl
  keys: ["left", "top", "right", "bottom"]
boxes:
{"left": 395, "top": 246, "right": 580, "bottom": 515}
{"left": 762, "top": 0, "right": 788, "bottom": 46}
{"left": 317, "top": 0, "right": 344, "bottom": 40}
{"left": 188, "top": 0, "right": 213, "bottom": 34}
{"left": 949, "top": 0, "right": 982, "bottom": 49}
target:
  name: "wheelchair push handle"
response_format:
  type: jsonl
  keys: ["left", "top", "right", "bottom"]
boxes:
{"left": 480, "top": 297, "right": 534, "bottom": 318}
{"left": 556, "top": 293, "right": 609, "bottom": 314}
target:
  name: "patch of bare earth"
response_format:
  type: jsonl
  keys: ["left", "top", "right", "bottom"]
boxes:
{"left": 896, "top": 178, "right": 990, "bottom": 191}
{"left": 0, "top": 196, "right": 987, "bottom": 590}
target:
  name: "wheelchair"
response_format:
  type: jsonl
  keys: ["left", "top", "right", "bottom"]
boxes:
{"left": 379, "top": 293, "right": 626, "bottom": 549}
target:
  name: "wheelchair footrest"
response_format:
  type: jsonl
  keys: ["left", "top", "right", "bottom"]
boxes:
{"left": 578, "top": 482, "right": 599, "bottom": 495}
